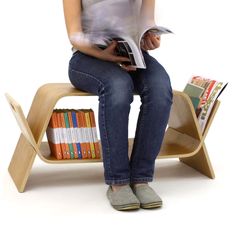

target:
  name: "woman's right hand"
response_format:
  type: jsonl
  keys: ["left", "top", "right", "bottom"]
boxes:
{"left": 71, "top": 35, "right": 136, "bottom": 72}
{"left": 97, "top": 40, "right": 136, "bottom": 71}
{"left": 97, "top": 40, "right": 129, "bottom": 62}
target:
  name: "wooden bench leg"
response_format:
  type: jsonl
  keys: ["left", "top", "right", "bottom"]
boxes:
{"left": 6, "top": 84, "right": 91, "bottom": 192}
{"left": 6, "top": 85, "right": 57, "bottom": 193}
{"left": 179, "top": 143, "right": 215, "bottom": 179}
{"left": 8, "top": 134, "right": 37, "bottom": 192}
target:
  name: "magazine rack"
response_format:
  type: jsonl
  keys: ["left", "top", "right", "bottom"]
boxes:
{"left": 6, "top": 83, "right": 221, "bottom": 192}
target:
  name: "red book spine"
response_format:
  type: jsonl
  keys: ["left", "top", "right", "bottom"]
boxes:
{"left": 46, "top": 111, "right": 63, "bottom": 160}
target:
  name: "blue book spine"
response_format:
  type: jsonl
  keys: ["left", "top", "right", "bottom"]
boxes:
{"left": 72, "top": 111, "right": 82, "bottom": 159}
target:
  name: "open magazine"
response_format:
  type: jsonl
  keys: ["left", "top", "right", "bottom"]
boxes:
{"left": 80, "top": 0, "right": 173, "bottom": 69}
{"left": 183, "top": 76, "right": 228, "bottom": 132}
{"left": 98, "top": 25, "right": 173, "bottom": 69}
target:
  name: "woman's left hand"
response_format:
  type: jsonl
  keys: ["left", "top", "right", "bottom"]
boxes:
{"left": 141, "top": 31, "right": 161, "bottom": 51}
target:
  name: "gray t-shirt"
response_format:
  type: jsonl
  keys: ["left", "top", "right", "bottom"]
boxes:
{"left": 81, "top": 0, "right": 142, "bottom": 45}
{"left": 82, "top": 0, "right": 103, "bottom": 9}
{"left": 82, "top": 0, "right": 141, "bottom": 10}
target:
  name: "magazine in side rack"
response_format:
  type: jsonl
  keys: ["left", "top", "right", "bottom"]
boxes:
{"left": 183, "top": 76, "right": 228, "bottom": 133}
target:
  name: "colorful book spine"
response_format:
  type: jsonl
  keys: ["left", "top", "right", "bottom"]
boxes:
{"left": 46, "top": 108, "right": 100, "bottom": 160}
{"left": 89, "top": 109, "right": 101, "bottom": 159}
{"left": 64, "top": 112, "right": 75, "bottom": 159}
{"left": 68, "top": 111, "right": 79, "bottom": 158}
{"left": 80, "top": 110, "right": 92, "bottom": 159}
{"left": 56, "top": 111, "right": 69, "bottom": 159}
{"left": 76, "top": 110, "right": 88, "bottom": 159}
{"left": 71, "top": 111, "right": 82, "bottom": 159}
{"left": 83, "top": 109, "right": 96, "bottom": 158}
{"left": 60, "top": 112, "right": 71, "bottom": 159}
{"left": 46, "top": 112, "right": 63, "bottom": 160}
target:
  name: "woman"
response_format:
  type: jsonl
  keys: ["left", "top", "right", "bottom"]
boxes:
{"left": 63, "top": 0, "right": 173, "bottom": 211}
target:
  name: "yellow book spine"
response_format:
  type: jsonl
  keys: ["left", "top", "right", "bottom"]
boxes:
{"left": 84, "top": 111, "right": 96, "bottom": 159}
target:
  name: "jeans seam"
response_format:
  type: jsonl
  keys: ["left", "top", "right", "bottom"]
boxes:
{"left": 130, "top": 177, "right": 153, "bottom": 183}
{"left": 100, "top": 93, "right": 113, "bottom": 178}
{"left": 105, "top": 178, "right": 130, "bottom": 185}
{"left": 69, "top": 68, "right": 105, "bottom": 92}
{"left": 130, "top": 87, "right": 149, "bottom": 178}
{"left": 69, "top": 68, "right": 113, "bottom": 179}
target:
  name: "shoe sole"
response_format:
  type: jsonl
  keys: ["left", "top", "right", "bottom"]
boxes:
{"left": 141, "top": 202, "right": 162, "bottom": 209}
{"left": 112, "top": 203, "right": 140, "bottom": 211}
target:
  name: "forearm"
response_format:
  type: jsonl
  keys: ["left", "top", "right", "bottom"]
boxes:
{"left": 69, "top": 32, "right": 103, "bottom": 58}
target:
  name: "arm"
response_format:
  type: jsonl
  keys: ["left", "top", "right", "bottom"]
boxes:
{"left": 140, "top": 0, "right": 161, "bottom": 51}
{"left": 62, "top": 0, "right": 101, "bottom": 58}
{"left": 140, "top": 0, "right": 156, "bottom": 25}
{"left": 63, "top": 0, "right": 131, "bottom": 64}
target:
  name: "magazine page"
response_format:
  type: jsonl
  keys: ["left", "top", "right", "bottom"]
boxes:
{"left": 98, "top": 24, "right": 172, "bottom": 69}
{"left": 198, "top": 81, "right": 228, "bottom": 132}
{"left": 112, "top": 35, "right": 146, "bottom": 68}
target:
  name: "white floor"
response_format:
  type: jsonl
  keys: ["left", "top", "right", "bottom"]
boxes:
{"left": 1, "top": 139, "right": 235, "bottom": 236}
{"left": 1, "top": 85, "right": 234, "bottom": 236}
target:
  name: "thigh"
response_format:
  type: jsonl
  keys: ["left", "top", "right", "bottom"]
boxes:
{"left": 129, "top": 51, "right": 173, "bottom": 97}
{"left": 69, "top": 51, "right": 135, "bottom": 96}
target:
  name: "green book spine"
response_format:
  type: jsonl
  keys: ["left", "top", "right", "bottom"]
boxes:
{"left": 64, "top": 111, "right": 75, "bottom": 159}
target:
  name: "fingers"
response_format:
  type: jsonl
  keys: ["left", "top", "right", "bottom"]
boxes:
{"left": 150, "top": 34, "right": 160, "bottom": 48}
{"left": 118, "top": 63, "right": 137, "bottom": 71}
{"left": 123, "top": 65, "right": 136, "bottom": 71}
{"left": 107, "top": 40, "right": 117, "bottom": 50}
{"left": 145, "top": 37, "right": 156, "bottom": 49}
{"left": 110, "top": 53, "right": 131, "bottom": 63}
{"left": 105, "top": 40, "right": 131, "bottom": 63}
{"left": 142, "top": 32, "right": 161, "bottom": 50}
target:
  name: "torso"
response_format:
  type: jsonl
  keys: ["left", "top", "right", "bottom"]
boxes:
{"left": 77, "top": 0, "right": 142, "bottom": 50}
{"left": 81, "top": 0, "right": 142, "bottom": 30}
{"left": 81, "top": 0, "right": 102, "bottom": 9}
{"left": 81, "top": 0, "right": 142, "bottom": 13}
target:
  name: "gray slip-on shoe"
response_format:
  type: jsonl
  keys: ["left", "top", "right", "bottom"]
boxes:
{"left": 106, "top": 185, "right": 140, "bottom": 211}
{"left": 131, "top": 184, "right": 162, "bottom": 209}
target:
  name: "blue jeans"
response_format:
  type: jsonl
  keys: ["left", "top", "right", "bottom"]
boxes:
{"left": 68, "top": 49, "right": 173, "bottom": 185}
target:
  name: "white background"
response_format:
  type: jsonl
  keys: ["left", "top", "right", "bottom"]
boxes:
{"left": 0, "top": 0, "right": 235, "bottom": 235}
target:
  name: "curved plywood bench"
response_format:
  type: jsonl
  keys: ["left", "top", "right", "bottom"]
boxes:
{"left": 5, "top": 83, "right": 220, "bottom": 192}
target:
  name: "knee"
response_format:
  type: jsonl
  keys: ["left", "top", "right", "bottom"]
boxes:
{"left": 144, "top": 68, "right": 173, "bottom": 109}
{"left": 101, "top": 74, "right": 134, "bottom": 107}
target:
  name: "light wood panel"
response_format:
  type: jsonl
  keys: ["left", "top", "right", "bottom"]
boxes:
{"left": 5, "top": 83, "right": 220, "bottom": 192}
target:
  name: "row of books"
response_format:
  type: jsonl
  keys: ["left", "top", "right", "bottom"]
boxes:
{"left": 46, "top": 109, "right": 101, "bottom": 160}
{"left": 183, "top": 76, "right": 228, "bottom": 132}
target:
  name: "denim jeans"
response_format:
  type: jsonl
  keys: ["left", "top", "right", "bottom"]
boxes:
{"left": 68, "top": 49, "right": 173, "bottom": 185}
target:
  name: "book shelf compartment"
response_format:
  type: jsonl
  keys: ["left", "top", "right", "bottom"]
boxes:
{"left": 40, "top": 141, "right": 103, "bottom": 163}
{"left": 46, "top": 108, "right": 102, "bottom": 161}
{"left": 41, "top": 127, "right": 202, "bottom": 164}
{"left": 6, "top": 83, "right": 221, "bottom": 192}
